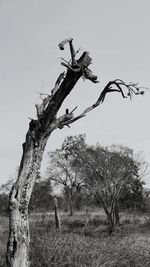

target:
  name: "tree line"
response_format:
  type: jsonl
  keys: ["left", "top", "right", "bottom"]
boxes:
{"left": 1, "top": 134, "right": 148, "bottom": 234}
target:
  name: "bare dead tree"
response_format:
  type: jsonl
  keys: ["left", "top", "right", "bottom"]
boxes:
{"left": 6, "top": 38, "right": 145, "bottom": 267}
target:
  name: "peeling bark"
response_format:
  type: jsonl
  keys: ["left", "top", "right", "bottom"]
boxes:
{"left": 7, "top": 137, "right": 48, "bottom": 267}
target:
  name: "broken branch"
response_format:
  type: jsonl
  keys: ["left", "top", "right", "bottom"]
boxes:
{"left": 58, "top": 37, "right": 73, "bottom": 50}
{"left": 60, "top": 79, "right": 147, "bottom": 126}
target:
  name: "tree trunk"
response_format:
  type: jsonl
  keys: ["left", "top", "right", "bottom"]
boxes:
{"left": 53, "top": 196, "right": 61, "bottom": 231}
{"left": 67, "top": 188, "right": 73, "bottom": 216}
{"left": 114, "top": 203, "right": 120, "bottom": 225}
{"left": 7, "top": 137, "right": 48, "bottom": 267}
{"left": 107, "top": 212, "right": 116, "bottom": 235}
{"left": 102, "top": 203, "right": 117, "bottom": 235}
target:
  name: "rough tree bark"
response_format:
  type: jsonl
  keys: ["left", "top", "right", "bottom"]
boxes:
{"left": 6, "top": 37, "right": 145, "bottom": 267}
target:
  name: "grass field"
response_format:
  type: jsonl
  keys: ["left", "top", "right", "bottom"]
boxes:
{"left": 0, "top": 211, "right": 150, "bottom": 266}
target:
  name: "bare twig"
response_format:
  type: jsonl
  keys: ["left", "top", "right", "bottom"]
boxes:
{"left": 70, "top": 106, "right": 78, "bottom": 113}
{"left": 58, "top": 37, "right": 76, "bottom": 66}
{"left": 58, "top": 37, "right": 73, "bottom": 50}
{"left": 69, "top": 39, "right": 76, "bottom": 65}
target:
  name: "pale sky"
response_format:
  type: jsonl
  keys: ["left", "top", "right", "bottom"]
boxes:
{"left": 0, "top": 0, "right": 150, "bottom": 186}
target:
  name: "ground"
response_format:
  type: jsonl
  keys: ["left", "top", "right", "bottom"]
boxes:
{"left": 0, "top": 211, "right": 150, "bottom": 267}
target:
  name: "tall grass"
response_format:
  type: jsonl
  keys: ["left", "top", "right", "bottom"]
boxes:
{"left": 0, "top": 216, "right": 8, "bottom": 267}
{"left": 1, "top": 213, "right": 150, "bottom": 266}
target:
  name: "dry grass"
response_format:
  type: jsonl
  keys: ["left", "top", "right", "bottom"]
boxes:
{"left": 0, "top": 217, "right": 8, "bottom": 267}
{"left": 0, "top": 212, "right": 150, "bottom": 266}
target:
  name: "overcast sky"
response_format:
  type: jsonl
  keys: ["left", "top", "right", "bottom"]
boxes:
{"left": 0, "top": 0, "right": 150, "bottom": 186}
